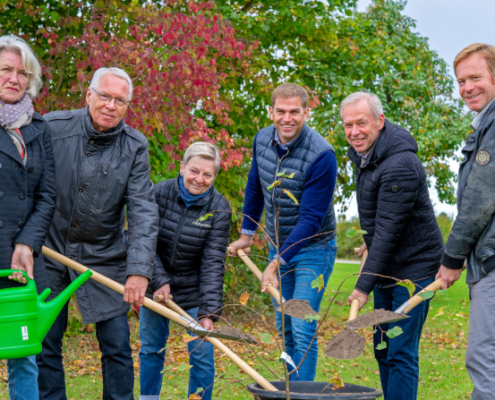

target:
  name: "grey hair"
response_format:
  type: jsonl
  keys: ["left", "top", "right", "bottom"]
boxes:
{"left": 340, "top": 92, "right": 384, "bottom": 120}
{"left": 89, "top": 67, "right": 133, "bottom": 100}
{"left": 0, "top": 35, "right": 42, "bottom": 99}
{"left": 183, "top": 142, "right": 222, "bottom": 176}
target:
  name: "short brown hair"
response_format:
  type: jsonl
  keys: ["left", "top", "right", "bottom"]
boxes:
{"left": 271, "top": 83, "right": 308, "bottom": 108}
{"left": 454, "top": 43, "right": 495, "bottom": 78}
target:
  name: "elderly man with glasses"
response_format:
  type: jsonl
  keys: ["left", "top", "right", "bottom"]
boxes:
{"left": 36, "top": 67, "right": 158, "bottom": 400}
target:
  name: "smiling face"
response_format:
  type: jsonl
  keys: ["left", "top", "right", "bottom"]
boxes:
{"left": 456, "top": 53, "right": 495, "bottom": 113}
{"left": 86, "top": 74, "right": 129, "bottom": 132}
{"left": 0, "top": 51, "right": 29, "bottom": 104}
{"left": 180, "top": 156, "right": 216, "bottom": 195}
{"left": 342, "top": 98, "right": 385, "bottom": 154}
{"left": 269, "top": 96, "right": 309, "bottom": 144}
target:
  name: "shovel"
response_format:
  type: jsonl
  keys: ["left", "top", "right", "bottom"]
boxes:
{"left": 228, "top": 247, "right": 319, "bottom": 319}
{"left": 324, "top": 249, "right": 368, "bottom": 359}
{"left": 42, "top": 246, "right": 277, "bottom": 392}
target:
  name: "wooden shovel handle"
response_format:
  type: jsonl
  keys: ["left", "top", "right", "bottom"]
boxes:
{"left": 348, "top": 248, "right": 368, "bottom": 321}
{"left": 228, "top": 247, "right": 284, "bottom": 305}
{"left": 43, "top": 246, "right": 277, "bottom": 392}
{"left": 402, "top": 278, "right": 442, "bottom": 314}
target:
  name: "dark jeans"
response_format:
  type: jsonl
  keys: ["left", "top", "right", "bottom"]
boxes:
{"left": 36, "top": 301, "right": 134, "bottom": 400}
{"left": 373, "top": 276, "right": 434, "bottom": 400}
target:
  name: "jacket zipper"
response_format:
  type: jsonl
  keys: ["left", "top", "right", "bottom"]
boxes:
{"left": 169, "top": 206, "right": 188, "bottom": 268}
{"left": 271, "top": 148, "right": 290, "bottom": 243}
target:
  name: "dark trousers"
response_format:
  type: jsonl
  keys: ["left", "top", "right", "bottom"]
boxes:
{"left": 36, "top": 301, "right": 134, "bottom": 400}
{"left": 373, "top": 276, "right": 433, "bottom": 400}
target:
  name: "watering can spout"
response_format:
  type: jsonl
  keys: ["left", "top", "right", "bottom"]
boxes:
{"left": 37, "top": 270, "right": 92, "bottom": 341}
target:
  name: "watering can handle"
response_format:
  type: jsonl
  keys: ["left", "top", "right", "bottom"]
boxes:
{"left": 0, "top": 269, "right": 35, "bottom": 289}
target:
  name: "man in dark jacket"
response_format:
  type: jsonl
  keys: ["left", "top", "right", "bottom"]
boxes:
{"left": 343, "top": 92, "right": 443, "bottom": 400}
{"left": 37, "top": 67, "right": 159, "bottom": 400}
{"left": 436, "top": 43, "right": 495, "bottom": 400}
{"left": 228, "top": 83, "right": 338, "bottom": 381}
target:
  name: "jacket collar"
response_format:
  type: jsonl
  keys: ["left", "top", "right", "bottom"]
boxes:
{"left": 83, "top": 106, "right": 124, "bottom": 144}
{"left": 173, "top": 174, "right": 215, "bottom": 207}
{"left": 0, "top": 113, "right": 44, "bottom": 165}
{"left": 270, "top": 123, "right": 308, "bottom": 151}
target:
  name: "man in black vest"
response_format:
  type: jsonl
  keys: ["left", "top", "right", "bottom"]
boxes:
{"left": 343, "top": 91, "right": 443, "bottom": 400}
{"left": 436, "top": 43, "right": 495, "bottom": 400}
{"left": 229, "top": 83, "right": 338, "bottom": 381}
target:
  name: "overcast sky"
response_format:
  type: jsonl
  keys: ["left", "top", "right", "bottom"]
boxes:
{"left": 344, "top": 0, "right": 495, "bottom": 218}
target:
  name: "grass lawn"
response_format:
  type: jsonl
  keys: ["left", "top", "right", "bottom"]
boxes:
{"left": 0, "top": 262, "right": 473, "bottom": 399}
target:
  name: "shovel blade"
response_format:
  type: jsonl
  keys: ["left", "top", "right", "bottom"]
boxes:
{"left": 324, "top": 327, "right": 366, "bottom": 360}
{"left": 345, "top": 309, "right": 409, "bottom": 329}
{"left": 180, "top": 316, "right": 258, "bottom": 345}
{"left": 274, "top": 299, "right": 320, "bottom": 320}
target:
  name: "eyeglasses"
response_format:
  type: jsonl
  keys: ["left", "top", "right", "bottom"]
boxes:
{"left": 91, "top": 88, "right": 129, "bottom": 108}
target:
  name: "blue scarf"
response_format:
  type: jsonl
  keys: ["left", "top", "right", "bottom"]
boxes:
{"left": 179, "top": 175, "right": 211, "bottom": 208}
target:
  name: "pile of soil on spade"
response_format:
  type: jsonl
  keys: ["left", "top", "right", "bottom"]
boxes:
{"left": 345, "top": 309, "right": 408, "bottom": 329}
{"left": 213, "top": 326, "right": 258, "bottom": 345}
{"left": 274, "top": 299, "right": 318, "bottom": 319}
{"left": 324, "top": 327, "right": 366, "bottom": 360}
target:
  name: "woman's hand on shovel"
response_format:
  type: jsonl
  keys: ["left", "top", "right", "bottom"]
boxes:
{"left": 261, "top": 260, "right": 280, "bottom": 293}
{"left": 347, "top": 289, "right": 368, "bottom": 311}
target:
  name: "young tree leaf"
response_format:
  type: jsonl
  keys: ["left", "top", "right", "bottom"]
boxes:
{"left": 259, "top": 332, "right": 272, "bottom": 344}
{"left": 356, "top": 230, "right": 367, "bottom": 234}
{"left": 437, "top": 289, "right": 447, "bottom": 295}
{"left": 286, "top": 172, "right": 296, "bottom": 179}
{"left": 311, "top": 274, "right": 324, "bottom": 292}
{"left": 305, "top": 314, "right": 321, "bottom": 322}
{"left": 346, "top": 228, "right": 357, "bottom": 238}
{"left": 385, "top": 326, "right": 403, "bottom": 339}
{"left": 418, "top": 291, "right": 434, "bottom": 300}
{"left": 276, "top": 169, "right": 287, "bottom": 177}
{"left": 397, "top": 279, "right": 416, "bottom": 297}
{"left": 376, "top": 341, "right": 387, "bottom": 350}
{"left": 197, "top": 213, "right": 213, "bottom": 222}
{"left": 178, "top": 363, "right": 193, "bottom": 372}
{"left": 267, "top": 180, "right": 281, "bottom": 190}
{"left": 283, "top": 189, "right": 299, "bottom": 204}
{"left": 329, "top": 375, "right": 345, "bottom": 390}
{"left": 239, "top": 291, "right": 249, "bottom": 306}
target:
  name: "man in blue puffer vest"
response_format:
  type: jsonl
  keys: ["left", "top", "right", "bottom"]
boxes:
{"left": 228, "top": 83, "right": 338, "bottom": 381}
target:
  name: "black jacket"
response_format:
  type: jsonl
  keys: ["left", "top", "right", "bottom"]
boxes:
{"left": 348, "top": 120, "right": 443, "bottom": 295}
{"left": 43, "top": 108, "right": 158, "bottom": 324}
{"left": 149, "top": 177, "right": 231, "bottom": 321}
{"left": 0, "top": 113, "right": 56, "bottom": 293}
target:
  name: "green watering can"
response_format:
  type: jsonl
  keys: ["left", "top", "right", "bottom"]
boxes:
{"left": 0, "top": 269, "right": 92, "bottom": 359}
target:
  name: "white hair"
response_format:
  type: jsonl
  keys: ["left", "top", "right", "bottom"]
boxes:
{"left": 183, "top": 142, "right": 222, "bottom": 176}
{"left": 0, "top": 35, "right": 42, "bottom": 99}
{"left": 89, "top": 67, "right": 133, "bottom": 100}
{"left": 340, "top": 92, "right": 384, "bottom": 120}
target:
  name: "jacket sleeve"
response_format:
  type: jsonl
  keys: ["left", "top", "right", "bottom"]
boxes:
{"left": 198, "top": 202, "right": 231, "bottom": 322}
{"left": 355, "top": 161, "right": 419, "bottom": 295}
{"left": 124, "top": 142, "right": 159, "bottom": 280}
{"left": 442, "top": 120, "right": 495, "bottom": 269}
{"left": 148, "top": 253, "right": 171, "bottom": 293}
{"left": 15, "top": 123, "right": 57, "bottom": 256}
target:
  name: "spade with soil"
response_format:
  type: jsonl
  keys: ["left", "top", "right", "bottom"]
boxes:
{"left": 228, "top": 247, "right": 319, "bottom": 319}
{"left": 324, "top": 249, "right": 368, "bottom": 360}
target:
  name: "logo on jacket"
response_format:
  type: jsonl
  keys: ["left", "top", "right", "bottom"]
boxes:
{"left": 193, "top": 221, "right": 212, "bottom": 228}
{"left": 476, "top": 150, "right": 490, "bottom": 166}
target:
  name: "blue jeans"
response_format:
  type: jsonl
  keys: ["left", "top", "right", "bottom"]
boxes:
{"left": 37, "top": 301, "right": 134, "bottom": 400}
{"left": 373, "top": 276, "right": 434, "bottom": 400}
{"left": 7, "top": 356, "right": 38, "bottom": 400}
{"left": 269, "top": 239, "right": 337, "bottom": 381}
{"left": 139, "top": 306, "right": 215, "bottom": 400}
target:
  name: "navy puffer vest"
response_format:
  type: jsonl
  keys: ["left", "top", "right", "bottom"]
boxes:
{"left": 256, "top": 124, "right": 336, "bottom": 247}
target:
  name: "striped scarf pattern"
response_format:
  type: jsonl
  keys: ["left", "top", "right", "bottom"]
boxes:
{"left": 0, "top": 94, "right": 34, "bottom": 165}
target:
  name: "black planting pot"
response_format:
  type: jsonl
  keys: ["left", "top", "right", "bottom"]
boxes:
{"left": 247, "top": 381, "right": 383, "bottom": 400}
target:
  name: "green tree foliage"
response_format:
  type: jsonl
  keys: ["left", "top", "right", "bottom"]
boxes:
{"left": 436, "top": 212, "right": 454, "bottom": 244}
{"left": 216, "top": 0, "right": 470, "bottom": 210}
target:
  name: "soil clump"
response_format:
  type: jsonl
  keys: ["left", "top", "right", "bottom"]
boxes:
{"left": 324, "top": 327, "right": 366, "bottom": 360}
{"left": 345, "top": 309, "right": 408, "bottom": 329}
{"left": 275, "top": 299, "right": 319, "bottom": 319}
